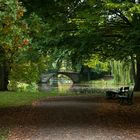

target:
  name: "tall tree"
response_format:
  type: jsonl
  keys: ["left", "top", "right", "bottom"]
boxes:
{"left": 0, "top": 0, "right": 28, "bottom": 90}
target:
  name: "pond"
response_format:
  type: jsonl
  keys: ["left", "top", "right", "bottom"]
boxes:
{"left": 38, "top": 75, "right": 134, "bottom": 94}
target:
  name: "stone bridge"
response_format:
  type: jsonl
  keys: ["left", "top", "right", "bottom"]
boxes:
{"left": 40, "top": 71, "right": 81, "bottom": 84}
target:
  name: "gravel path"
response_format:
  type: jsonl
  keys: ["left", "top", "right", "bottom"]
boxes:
{"left": 0, "top": 95, "right": 140, "bottom": 140}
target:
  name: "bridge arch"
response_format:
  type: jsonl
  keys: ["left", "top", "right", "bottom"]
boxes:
{"left": 40, "top": 72, "right": 81, "bottom": 84}
{"left": 57, "top": 72, "right": 80, "bottom": 83}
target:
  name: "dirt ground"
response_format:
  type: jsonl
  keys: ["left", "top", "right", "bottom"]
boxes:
{"left": 0, "top": 94, "right": 140, "bottom": 140}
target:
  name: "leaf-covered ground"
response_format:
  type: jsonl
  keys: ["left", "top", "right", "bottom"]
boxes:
{"left": 0, "top": 94, "right": 140, "bottom": 140}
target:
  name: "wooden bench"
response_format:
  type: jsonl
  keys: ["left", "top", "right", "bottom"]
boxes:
{"left": 118, "top": 90, "right": 133, "bottom": 105}
{"left": 106, "top": 87, "right": 123, "bottom": 99}
{"left": 106, "top": 87, "right": 129, "bottom": 99}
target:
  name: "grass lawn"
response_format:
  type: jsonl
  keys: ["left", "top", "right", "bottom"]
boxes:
{"left": 0, "top": 88, "right": 107, "bottom": 108}
{"left": 0, "top": 91, "right": 69, "bottom": 108}
{"left": 0, "top": 91, "right": 62, "bottom": 139}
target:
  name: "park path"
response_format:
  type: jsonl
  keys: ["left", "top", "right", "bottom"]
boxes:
{"left": 0, "top": 95, "right": 140, "bottom": 140}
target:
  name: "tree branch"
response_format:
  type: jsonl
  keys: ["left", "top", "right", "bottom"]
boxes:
{"left": 111, "top": 9, "right": 132, "bottom": 26}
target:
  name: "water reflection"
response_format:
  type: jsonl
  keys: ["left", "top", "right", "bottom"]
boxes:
{"left": 38, "top": 75, "right": 73, "bottom": 92}
{"left": 39, "top": 82, "right": 108, "bottom": 94}
{"left": 38, "top": 75, "right": 134, "bottom": 94}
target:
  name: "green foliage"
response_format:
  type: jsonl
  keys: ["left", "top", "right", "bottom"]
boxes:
{"left": 112, "top": 60, "right": 133, "bottom": 85}
{"left": 8, "top": 56, "right": 48, "bottom": 91}
{"left": 84, "top": 55, "right": 110, "bottom": 72}
{"left": 20, "top": 0, "right": 140, "bottom": 61}
{"left": 0, "top": 0, "right": 29, "bottom": 62}
{"left": 1, "top": 0, "right": 140, "bottom": 90}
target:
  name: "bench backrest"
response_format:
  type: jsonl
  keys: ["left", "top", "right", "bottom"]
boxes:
{"left": 124, "top": 87, "right": 129, "bottom": 91}
{"left": 120, "top": 87, "right": 123, "bottom": 92}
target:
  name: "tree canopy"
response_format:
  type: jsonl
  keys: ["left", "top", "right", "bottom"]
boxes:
{"left": 21, "top": 0, "right": 140, "bottom": 90}
{"left": 21, "top": 0, "right": 140, "bottom": 60}
{"left": 1, "top": 0, "right": 140, "bottom": 90}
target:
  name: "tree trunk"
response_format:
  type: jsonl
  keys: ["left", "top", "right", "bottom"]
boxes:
{"left": 0, "top": 48, "right": 9, "bottom": 91}
{"left": 0, "top": 60, "right": 9, "bottom": 91}
{"left": 131, "top": 56, "right": 136, "bottom": 83}
{"left": 134, "top": 56, "right": 140, "bottom": 91}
